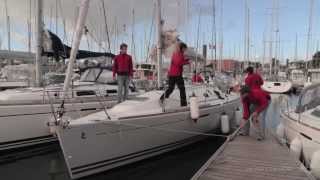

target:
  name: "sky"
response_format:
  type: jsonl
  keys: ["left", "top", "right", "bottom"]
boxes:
{"left": 0, "top": 0, "right": 318, "bottom": 64}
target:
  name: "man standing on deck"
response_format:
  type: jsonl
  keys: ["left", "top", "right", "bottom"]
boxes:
{"left": 239, "top": 85, "right": 271, "bottom": 140}
{"left": 245, "top": 66, "right": 264, "bottom": 90}
{"left": 113, "top": 43, "right": 133, "bottom": 103}
{"left": 160, "top": 42, "right": 189, "bottom": 107}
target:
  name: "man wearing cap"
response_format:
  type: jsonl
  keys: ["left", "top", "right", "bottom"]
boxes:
{"left": 240, "top": 85, "right": 271, "bottom": 140}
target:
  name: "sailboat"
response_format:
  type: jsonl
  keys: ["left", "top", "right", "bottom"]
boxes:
{"left": 52, "top": 0, "right": 240, "bottom": 179}
{"left": 279, "top": 83, "right": 320, "bottom": 179}
{"left": 262, "top": 69, "right": 292, "bottom": 94}
{"left": 0, "top": 0, "right": 139, "bottom": 151}
{"left": 262, "top": 78, "right": 292, "bottom": 94}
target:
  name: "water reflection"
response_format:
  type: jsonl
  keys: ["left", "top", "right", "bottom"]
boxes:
{"left": 0, "top": 137, "right": 225, "bottom": 180}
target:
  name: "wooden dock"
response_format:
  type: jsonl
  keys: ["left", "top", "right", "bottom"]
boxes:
{"left": 191, "top": 134, "right": 316, "bottom": 180}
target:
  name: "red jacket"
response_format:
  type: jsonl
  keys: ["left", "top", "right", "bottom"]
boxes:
{"left": 242, "top": 88, "right": 270, "bottom": 120}
{"left": 168, "top": 51, "right": 189, "bottom": 77}
{"left": 192, "top": 74, "right": 204, "bottom": 83}
{"left": 245, "top": 73, "right": 264, "bottom": 89}
{"left": 112, "top": 53, "right": 133, "bottom": 77}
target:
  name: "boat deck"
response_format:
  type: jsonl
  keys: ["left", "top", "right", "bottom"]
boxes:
{"left": 191, "top": 134, "right": 316, "bottom": 180}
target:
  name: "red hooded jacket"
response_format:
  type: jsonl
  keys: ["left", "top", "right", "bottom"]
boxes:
{"left": 168, "top": 51, "right": 189, "bottom": 77}
{"left": 245, "top": 73, "right": 264, "bottom": 89}
{"left": 242, "top": 88, "right": 270, "bottom": 120}
{"left": 112, "top": 53, "right": 133, "bottom": 77}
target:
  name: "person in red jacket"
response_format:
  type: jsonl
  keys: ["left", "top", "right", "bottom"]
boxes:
{"left": 112, "top": 43, "right": 133, "bottom": 103}
{"left": 160, "top": 42, "right": 189, "bottom": 106}
{"left": 192, "top": 71, "right": 204, "bottom": 83}
{"left": 245, "top": 66, "right": 263, "bottom": 90}
{"left": 240, "top": 85, "right": 271, "bottom": 140}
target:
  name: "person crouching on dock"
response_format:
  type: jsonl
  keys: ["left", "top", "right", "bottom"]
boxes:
{"left": 239, "top": 85, "right": 271, "bottom": 141}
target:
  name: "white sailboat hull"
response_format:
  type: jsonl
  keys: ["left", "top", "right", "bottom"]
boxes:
{"left": 0, "top": 100, "right": 117, "bottom": 151}
{"left": 262, "top": 81, "right": 292, "bottom": 93}
{"left": 57, "top": 98, "right": 239, "bottom": 179}
{"left": 280, "top": 111, "right": 320, "bottom": 165}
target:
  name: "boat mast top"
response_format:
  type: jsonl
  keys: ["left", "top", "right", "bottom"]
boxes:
{"left": 156, "top": 0, "right": 163, "bottom": 89}
{"left": 62, "top": 0, "right": 90, "bottom": 97}
{"left": 35, "top": 0, "right": 43, "bottom": 87}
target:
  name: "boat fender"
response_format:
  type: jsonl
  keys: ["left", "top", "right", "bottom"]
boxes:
{"left": 190, "top": 93, "right": 199, "bottom": 122}
{"left": 310, "top": 150, "right": 320, "bottom": 179}
{"left": 276, "top": 123, "right": 285, "bottom": 144}
{"left": 234, "top": 108, "right": 242, "bottom": 126}
{"left": 290, "top": 137, "right": 302, "bottom": 159}
{"left": 221, "top": 112, "right": 230, "bottom": 134}
{"left": 48, "top": 117, "right": 58, "bottom": 135}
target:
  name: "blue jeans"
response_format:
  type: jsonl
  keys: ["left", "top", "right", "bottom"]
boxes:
{"left": 117, "top": 75, "right": 130, "bottom": 103}
{"left": 241, "top": 102, "right": 270, "bottom": 138}
{"left": 257, "top": 102, "right": 270, "bottom": 138}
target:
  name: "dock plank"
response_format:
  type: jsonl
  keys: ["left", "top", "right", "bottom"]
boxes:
{"left": 192, "top": 135, "right": 315, "bottom": 180}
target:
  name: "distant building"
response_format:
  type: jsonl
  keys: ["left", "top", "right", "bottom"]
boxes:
{"left": 207, "top": 59, "right": 242, "bottom": 73}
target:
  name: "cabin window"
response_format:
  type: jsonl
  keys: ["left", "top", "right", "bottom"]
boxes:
{"left": 97, "top": 69, "right": 114, "bottom": 84}
{"left": 76, "top": 90, "right": 96, "bottom": 96}
{"left": 80, "top": 68, "right": 100, "bottom": 82}
{"left": 106, "top": 89, "right": 117, "bottom": 94}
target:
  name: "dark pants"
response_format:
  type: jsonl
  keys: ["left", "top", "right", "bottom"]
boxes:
{"left": 160, "top": 76, "right": 187, "bottom": 106}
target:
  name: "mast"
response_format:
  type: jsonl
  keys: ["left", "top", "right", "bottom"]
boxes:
{"left": 243, "top": 0, "right": 250, "bottom": 68}
{"left": 28, "top": 0, "right": 32, "bottom": 53}
{"left": 262, "top": 31, "right": 266, "bottom": 70}
{"left": 211, "top": 0, "right": 217, "bottom": 71}
{"left": 4, "top": 0, "right": 11, "bottom": 52}
{"left": 101, "top": 0, "right": 111, "bottom": 52}
{"left": 195, "top": 7, "right": 201, "bottom": 74}
{"left": 274, "top": 0, "right": 279, "bottom": 74}
{"left": 35, "top": 0, "right": 43, "bottom": 87}
{"left": 306, "top": 0, "right": 314, "bottom": 69}
{"left": 294, "top": 33, "right": 298, "bottom": 61}
{"left": 131, "top": 8, "right": 136, "bottom": 62}
{"left": 218, "top": 0, "right": 223, "bottom": 72}
{"left": 156, "top": 0, "right": 163, "bottom": 88}
{"left": 62, "top": 0, "right": 90, "bottom": 96}
{"left": 247, "top": 7, "right": 250, "bottom": 66}
{"left": 269, "top": 0, "right": 275, "bottom": 76}
{"left": 55, "top": 0, "right": 58, "bottom": 34}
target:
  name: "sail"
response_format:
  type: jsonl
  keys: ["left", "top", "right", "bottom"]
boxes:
{"left": 42, "top": 29, "right": 115, "bottom": 61}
